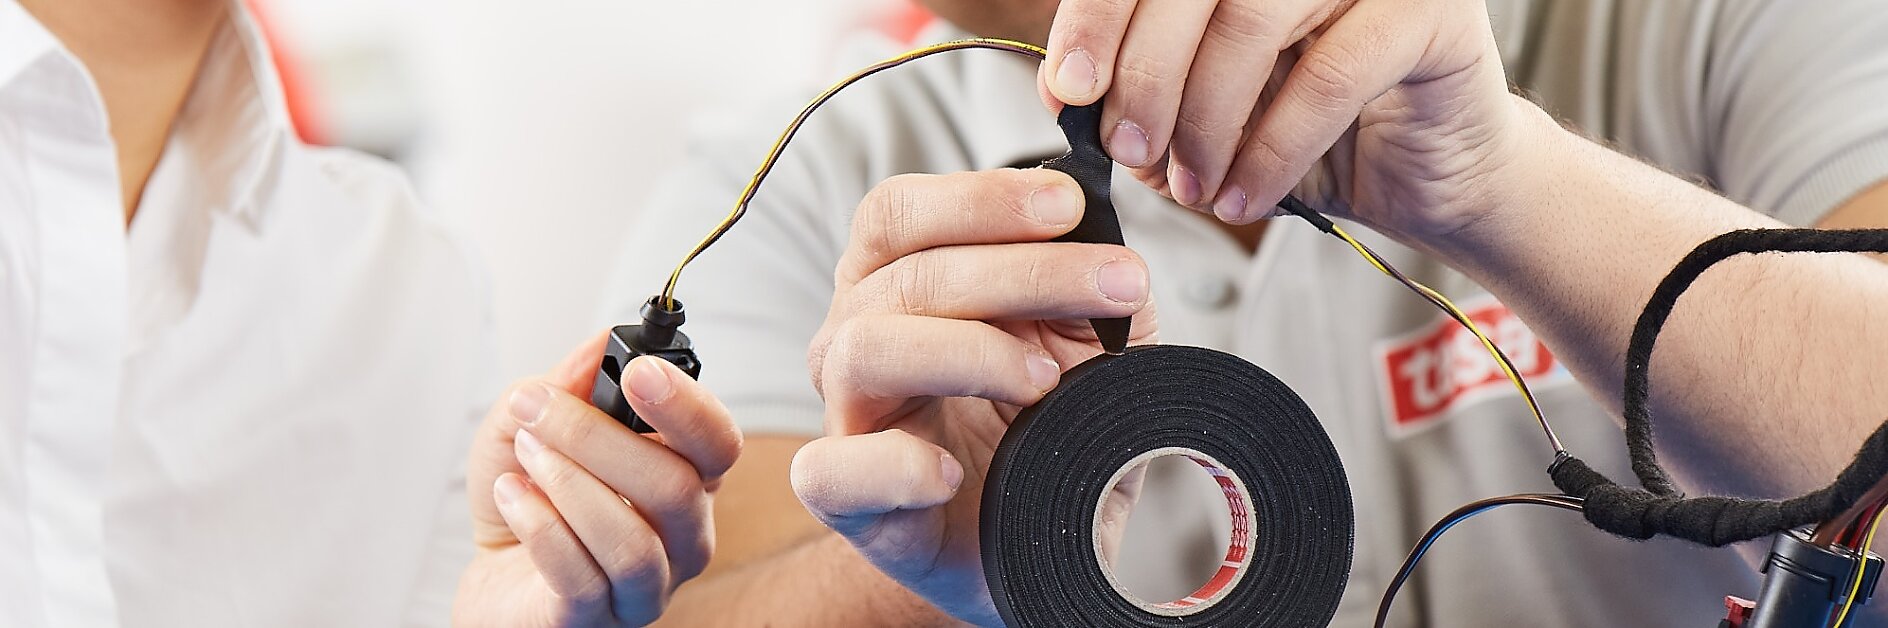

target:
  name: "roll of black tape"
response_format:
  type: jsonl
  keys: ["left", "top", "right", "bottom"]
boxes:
{"left": 981, "top": 344, "right": 1353, "bottom": 627}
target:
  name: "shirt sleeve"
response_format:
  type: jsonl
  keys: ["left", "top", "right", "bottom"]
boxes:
{"left": 1705, "top": 0, "right": 1888, "bottom": 226}
{"left": 596, "top": 109, "right": 850, "bottom": 438}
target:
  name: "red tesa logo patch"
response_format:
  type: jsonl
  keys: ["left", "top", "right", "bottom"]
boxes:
{"left": 1375, "top": 296, "right": 1568, "bottom": 434}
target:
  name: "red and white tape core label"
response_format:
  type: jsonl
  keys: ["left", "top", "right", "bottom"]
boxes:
{"left": 1093, "top": 447, "right": 1256, "bottom": 616}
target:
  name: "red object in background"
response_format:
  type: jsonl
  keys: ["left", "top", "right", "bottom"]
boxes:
{"left": 1723, "top": 596, "right": 1756, "bottom": 627}
{"left": 243, "top": 0, "right": 326, "bottom": 145}
{"left": 876, "top": 1, "right": 936, "bottom": 44}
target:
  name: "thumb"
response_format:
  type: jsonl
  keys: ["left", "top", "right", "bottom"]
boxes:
{"left": 789, "top": 430, "right": 963, "bottom": 539}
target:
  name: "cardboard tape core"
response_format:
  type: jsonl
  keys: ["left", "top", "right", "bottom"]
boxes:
{"left": 1093, "top": 447, "right": 1257, "bottom": 616}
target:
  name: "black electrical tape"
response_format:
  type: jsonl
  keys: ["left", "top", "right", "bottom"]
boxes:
{"left": 1040, "top": 102, "right": 1131, "bottom": 354}
{"left": 1550, "top": 228, "right": 1888, "bottom": 545}
{"left": 982, "top": 345, "right": 1354, "bottom": 627}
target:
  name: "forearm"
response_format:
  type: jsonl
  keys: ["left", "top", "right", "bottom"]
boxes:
{"left": 656, "top": 532, "right": 965, "bottom": 627}
{"left": 1421, "top": 97, "right": 1888, "bottom": 499}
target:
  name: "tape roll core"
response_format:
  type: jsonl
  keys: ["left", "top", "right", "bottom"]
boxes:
{"left": 1092, "top": 447, "right": 1255, "bottom": 616}
{"left": 982, "top": 345, "right": 1353, "bottom": 627}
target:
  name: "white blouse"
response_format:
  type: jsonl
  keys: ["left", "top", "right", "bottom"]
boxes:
{"left": 0, "top": 3, "right": 493, "bottom": 626}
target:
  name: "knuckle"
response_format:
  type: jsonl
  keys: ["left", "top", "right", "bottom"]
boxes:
{"left": 1293, "top": 48, "right": 1361, "bottom": 111}
{"left": 534, "top": 457, "right": 585, "bottom": 493}
{"left": 826, "top": 318, "right": 886, "bottom": 391}
{"left": 606, "top": 546, "right": 669, "bottom": 623}
{"left": 857, "top": 174, "right": 925, "bottom": 254}
{"left": 644, "top": 470, "right": 706, "bottom": 514}
{"left": 1172, "top": 107, "right": 1244, "bottom": 158}
{"left": 1112, "top": 55, "right": 1169, "bottom": 101}
{"left": 519, "top": 512, "right": 564, "bottom": 549}
{"left": 887, "top": 256, "right": 946, "bottom": 316}
{"left": 1208, "top": 1, "right": 1284, "bottom": 47}
{"left": 1244, "top": 131, "right": 1292, "bottom": 173}
{"left": 807, "top": 324, "right": 835, "bottom": 395}
{"left": 606, "top": 538, "right": 667, "bottom": 587}
{"left": 551, "top": 582, "right": 611, "bottom": 621}
{"left": 556, "top": 406, "right": 602, "bottom": 447}
{"left": 678, "top": 528, "right": 715, "bottom": 581}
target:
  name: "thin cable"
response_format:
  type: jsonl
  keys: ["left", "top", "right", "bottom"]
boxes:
{"left": 660, "top": 38, "right": 1049, "bottom": 308}
{"left": 1373, "top": 494, "right": 1587, "bottom": 628}
{"left": 1276, "top": 196, "right": 1566, "bottom": 455}
{"left": 1831, "top": 504, "right": 1888, "bottom": 627}
{"left": 654, "top": 36, "right": 1570, "bottom": 460}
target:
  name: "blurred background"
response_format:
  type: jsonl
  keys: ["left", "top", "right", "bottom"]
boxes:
{"left": 257, "top": 0, "right": 915, "bottom": 379}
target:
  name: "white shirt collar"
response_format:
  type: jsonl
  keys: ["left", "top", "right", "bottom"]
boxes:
{"left": 0, "top": 0, "right": 297, "bottom": 220}
{"left": 156, "top": 2, "right": 296, "bottom": 220}
{"left": 0, "top": 1, "right": 58, "bottom": 90}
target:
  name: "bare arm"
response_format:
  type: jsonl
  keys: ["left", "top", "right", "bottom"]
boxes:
{"left": 1425, "top": 105, "right": 1888, "bottom": 505}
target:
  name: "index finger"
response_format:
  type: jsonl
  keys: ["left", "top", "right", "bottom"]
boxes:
{"left": 835, "top": 169, "right": 1083, "bottom": 286}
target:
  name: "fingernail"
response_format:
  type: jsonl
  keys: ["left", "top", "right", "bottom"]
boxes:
{"left": 1108, "top": 120, "right": 1151, "bottom": 167}
{"left": 515, "top": 429, "right": 545, "bottom": 459}
{"left": 494, "top": 473, "right": 525, "bottom": 509}
{"left": 1026, "top": 352, "right": 1060, "bottom": 391}
{"left": 1097, "top": 260, "right": 1148, "bottom": 304}
{"left": 940, "top": 452, "right": 964, "bottom": 491}
{"left": 1026, "top": 182, "right": 1081, "bottom": 226}
{"left": 1169, "top": 164, "right": 1201, "bottom": 206}
{"left": 1054, "top": 49, "right": 1097, "bottom": 101}
{"left": 508, "top": 383, "right": 549, "bottom": 426}
{"left": 1214, "top": 186, "right": 1248, "bottom": 223}
{"left": 626, "top": 357, "right": 675, "bottom": 404}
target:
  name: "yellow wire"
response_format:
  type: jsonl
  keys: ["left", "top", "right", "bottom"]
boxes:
{"left": 1330, "top": 223, "right": 1562, "bottom": 453}
{"left": 1832, "top": 508, "right": 1886, "bottom": 627}
{"left": 660, "top": 38, "right": 1048, "bottom": 308}
{"left": 653, "top": 36, "right": 1567, "bottom": 455}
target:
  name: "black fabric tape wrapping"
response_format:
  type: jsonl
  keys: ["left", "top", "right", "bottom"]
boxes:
{"left": 1549, "top": 228, "right": 1888, "bottom": 545}
{"left": 1040, "top": 102, "right": 1131, "bottom": 354}
{"left": 981, "top": 345, "right": 1354, "bottom": 627}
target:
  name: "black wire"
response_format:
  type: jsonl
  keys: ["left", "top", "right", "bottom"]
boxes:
{"left": 1374, "top": 493, "right": 1587, "bottom": 628}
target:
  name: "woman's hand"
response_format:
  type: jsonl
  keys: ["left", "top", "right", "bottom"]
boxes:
{"left": 454, "top": 334, "right": 741, "bottom": 627}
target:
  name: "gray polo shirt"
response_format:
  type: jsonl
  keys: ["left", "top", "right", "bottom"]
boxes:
{"left": 603, "top": 1, "right": 1888, "bottom": 625}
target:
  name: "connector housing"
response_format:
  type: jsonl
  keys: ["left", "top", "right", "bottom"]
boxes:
{"left": 589, "top": 297, "right": 702, "bottom": 433}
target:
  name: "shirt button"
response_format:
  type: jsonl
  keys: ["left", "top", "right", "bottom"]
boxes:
{"left": 1182, "top": 276, "right": 1238, "bottom": 309}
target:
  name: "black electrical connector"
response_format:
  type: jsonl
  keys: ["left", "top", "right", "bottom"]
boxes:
{"left": 589, "top": 296, "right": 702, "bottom": 433}
{"left": 1742, "top": 529, "right": 1883, "bottom": 627}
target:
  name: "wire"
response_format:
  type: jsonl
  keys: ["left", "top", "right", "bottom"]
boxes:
{"left": 1373, "top": 494, "right": 1587, "bottom": 628}
{"left": 1275, "top": 196, "right": 1567, "bottom": 455}
{"left": 1831, "top": 504, "right": 1888, "bottom": 627}
{"left": 659, "top": 38, "right": 1049, "bottom": 309}
{"left": 655, "top": 36, "right": 1570, "bottom": 460}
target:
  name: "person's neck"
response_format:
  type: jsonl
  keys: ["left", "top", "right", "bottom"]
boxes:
{"left": 20, "top": 0, "right": 226, "bottom": 224}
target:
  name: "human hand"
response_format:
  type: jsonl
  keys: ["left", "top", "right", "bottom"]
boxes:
{"left": 1040, "top": 0, "right": 1538, "bottom": 245}
{"left": 454, "top": 334, "right": 741, "bottom": 627}
{"left": 790, "top": 168, "right": 1158, "bottom": 626}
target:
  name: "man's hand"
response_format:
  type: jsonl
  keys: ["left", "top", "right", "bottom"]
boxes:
{"left": 454, "top": 334, "right": 742, "bottom": 627}
{"left": 789, "top": 168, "right": 1157, "bottom": 626}
{"left": 1041, "top": 0, "right": 1531, "bottom": 243}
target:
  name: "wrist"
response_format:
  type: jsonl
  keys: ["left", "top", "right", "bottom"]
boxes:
{"left": 1413, "top": 94, "right": 1571, "bottom": 266}
{"left": 808, "top": 534, "right": 969, "bottom": 627}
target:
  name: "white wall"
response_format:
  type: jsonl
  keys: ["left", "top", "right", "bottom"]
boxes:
{"left": 266, "top": 0, "right": 901, "bottom": 379}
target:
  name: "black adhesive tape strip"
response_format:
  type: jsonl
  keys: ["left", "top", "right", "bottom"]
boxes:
{"left": 1041, "top": 102, "right": 1131, "bottom": 354}
{"left": 982, "top": 345, "right": 1354, "bottom": 627}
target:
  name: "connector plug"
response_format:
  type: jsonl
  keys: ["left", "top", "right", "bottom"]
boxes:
{"left": 589, "top": 296, "right": 702, "bottom": 433}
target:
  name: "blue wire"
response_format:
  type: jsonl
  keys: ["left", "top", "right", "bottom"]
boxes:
{"left": 1374, "top": 494, "right": 1585, "bottom": 627}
